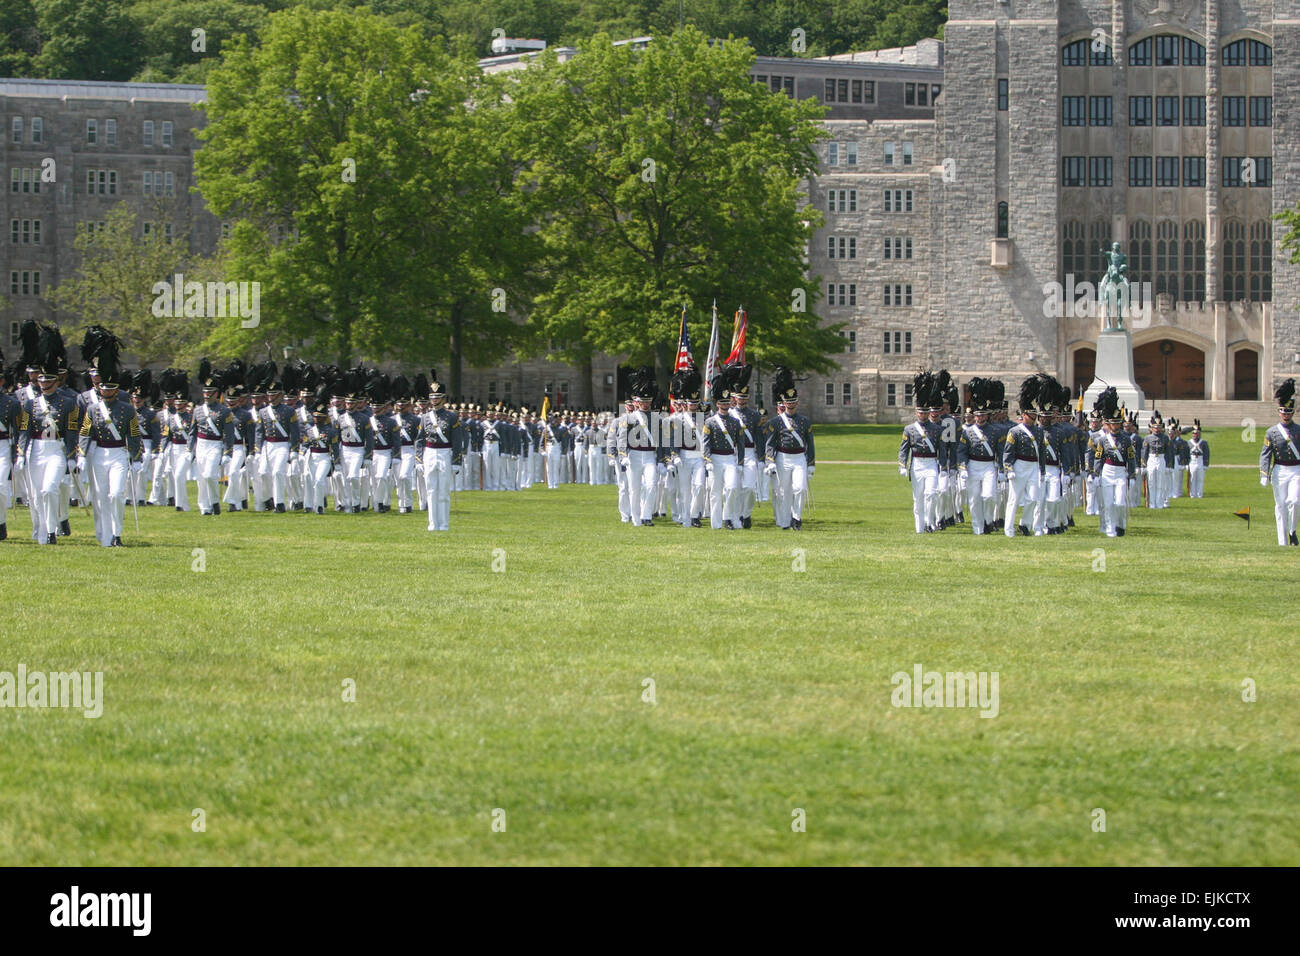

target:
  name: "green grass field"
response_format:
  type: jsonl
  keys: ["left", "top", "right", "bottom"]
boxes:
{"left": 2, "top": 426, "right": 1296, "bottom": 865}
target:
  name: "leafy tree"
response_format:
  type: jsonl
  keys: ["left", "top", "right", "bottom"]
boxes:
{"left": 129, "top": 1, "right": 270, "bottom": 84}
{"left": 34, "top": 0, "right": 143, "bottom": 80}
{"left": 508, "top": 25, "right": 839, "bottom": 385}
{"left": 0, "top": 1, "right": 39, "bottom": 77}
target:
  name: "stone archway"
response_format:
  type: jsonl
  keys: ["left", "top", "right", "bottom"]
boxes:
{"left": 1133, "top": 338, "right": 1206, "bottom": 400}
{"left": 1232, "top": 346, "right": 1260, "bottom": 400}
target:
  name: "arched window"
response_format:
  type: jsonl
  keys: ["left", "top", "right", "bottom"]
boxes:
{"left": 1062, "top": 40, "right": 1089, "bottom": 66}
{"left": 1222, "top": 221, "right": 1246, "bottom": 301}
{"left": 1156, "top": 221, "right": 1179, "bottom": 297}
{"left": 1182, "top": 220, "right": 1205, "bottom": 302}
{"left": 1062, "top": 220, "right": 1084, "bottom": 282}
{"left": 1128, "top": 220, "right": 1152, "bottom": 285}
{"left": 997, "top": 201, "right": 1009, "bottom": 239}
{"left": 1088, "top": 220, "right": 1112, "bottom": 279}
{"left": 1250, "top": 221, "right": 1272, "bottom": 302}
{"left": 1222, "top": 39, "right": 1269, "bottom": 66}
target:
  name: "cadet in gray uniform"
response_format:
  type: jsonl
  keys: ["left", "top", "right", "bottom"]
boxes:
{"left": 1260, "top": 379, "right": 1300, "bottom": 546}
{"left": 77, "top": 335, "right": 141, "bottom": 547}
{"left": 765, "top": 366, "right": 815, "bottom": 530}
{"left": 1187, "top": 420, "right": 1209, "bottom": 498}
{"left": 1002, "top": 376, "right": 1047, "bottom": 537}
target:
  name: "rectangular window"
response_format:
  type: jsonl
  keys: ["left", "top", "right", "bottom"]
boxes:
{"left": 905, "top": 83, "right": 915, "bottom": 106}
{"left": 902, "top": 142, "right": 913, "bottom": 166}
{"left": 10, "top": 168, "right": 17, "bottom": 192}
{"left": 1089, "top": 156, "right": 1113, "bottom": 187}
{"left": 106, "top": 118, "right": 117, "bottom": 145}
{"left": 1156, "top": 35, "right": 1179, "bottom": 66}
{"left": 1223, "top": 96, "right": 1246, "bottom": 126}
{"left": 1129, "top": 37, "right": 1151, "bottom": 66}
{"left": 1156, "top": 155, "right": 1179, "bottom": 187}
{"left": 30, "top": 117, "right": 41, "bottom": 143}
{"left": 488, "top": 381, "right": 497, "bottom": 402}
{"left": 904, "top": 332, "right": 912, "bottom": 353}
{"left": 883, "top": 286, "right": 893, "bottom": 307}
{"left": 845, "top": 142, "right": 857, "bottom": 165}
{"left": 1062, "top": 96, "right": 1086, "bottom": 126}
{"left": 998, "top": 78, "right": 1008, "bottom": 111}
{"left": 1183, "top": 96, "right": 1206, "bottom": 126}
{"left": 904, "top": 285, "right": 913, "bottom": 306}
{"left": 842, "top": 383, "right": 852, "bottom": 406}
{"left": 1129, "top": 156, "right": 1153, "bottom": 187}
{"left": 850, "top": 79, "right": 863, "bottom": 103}
{"left": 1156, "top": 96, "right": 1180, "bottom": 126}
{"left": 845, "top": 330, "right": 856, "bottom": 352}
{"left": 143, "top": 171, "right": 154, "bottom": 197}
{"left": 162, "top": 121, "right": 173, "bottom": 147}
{"left": 11, "top": 116, "right": 21, "bottom": 143}
{"left": 904, "top": 238, "right": 912, "bottom": 259}
{"left": 904, "top": 383, "right": 913, "bottom": 405}
{"left": 827, "top": 142, "right": 838, "bottom": 166}
{"left": 1250, "top": 96, "right": 1271, "bottom": 127}
{"left": 825, "top": 382, "right": 834, "bottom": 406}
{"left": 220, "top": 221, "right": 231, "bottom": 239}
{"left": 1063, "top": 40, "right": 1087, "bottom": 67}
{"left": 1183, "top": 37, "right": 1206, "bottom": 66}
{"left": 1183, "top": 156, "right": 1206, "bottom": 187}
{"left": 904, "top": 189, "right": 912, "bottom": 212}
{"left": 836, "top": 79, "right": 848, "bottom": 103}
{"left": 1062, "top": 156, "right": 1086, "bottom": 187}
{"left": 86, "top": 119, "right": 97, "bottom": 144}
{"left": 1129, "top": 96, "right": 1151, "bottom": 126}
{"left": 143, "top": 120, "right": 154, "bottom": 146}
{"left": 1249, "top": 40, "right": 1272, "bottom": 66}
{"left": 10, "top": 220, "right": 17, "bottom": 243}
{"left": 164, "top": 222, "right": 173, "bottom": 242}
{"left": 887, "top": 383, "right": 897, "bottom": 406}
{"left": 1248, "top": 157, "right": 1272, "bottom": 188}
{"left": 884, "top": 141, "right": 895, "bottom": 165}
{"left": 108, "top": 170, "right": 117, "bottom": 195}
{"left": 1222, "top": 156, "right": 1242, "bottom": 188}
{"left": 1089, "top": 96, "right": 1113, "bottom": 126}
{"left": 164, "top": 171, "right": 175, "bottom": 196}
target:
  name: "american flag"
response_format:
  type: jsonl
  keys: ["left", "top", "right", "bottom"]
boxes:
{"left": 673, "top": 304, "right": 694, "bottom": 372}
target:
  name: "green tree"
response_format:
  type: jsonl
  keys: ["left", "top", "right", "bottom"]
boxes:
{"left": 508, "top": 26, "right": 839, "bottom": 385}
{"left": 0, "top": 1, "right": 39, "bottom": 77}
{"left": 44, "top": 202, "right": 216, "bottom": 366}
{"left": 34, "top": 0, "right": 143, "bottom": 80}
{"left": 194, "top": 7, "right": 532, "bottom": 382}
{"left": 128, "top": 0, "right": 270, "bottom": 84}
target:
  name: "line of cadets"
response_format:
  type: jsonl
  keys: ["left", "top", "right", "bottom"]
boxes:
{"left": 900, "top": 370, "right": 1212, "bottom": 538}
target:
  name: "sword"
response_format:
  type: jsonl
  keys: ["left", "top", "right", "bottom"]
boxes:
{"left": 71, "top": 458, "right": 94, "bottom": 517}
{"left": 128, "top": 461, "right": 140, "bottom": 532}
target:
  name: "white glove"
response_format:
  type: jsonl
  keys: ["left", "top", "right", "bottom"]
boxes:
{"left": 75, "top": 456, "right": 86, "bottom": 474}
{"left": 453, "top": 464, "right": 461, "bottom": 476}
{"left": 704, "top": 463, "right": 714, "bottom": 478}
{"left": 899, "top": 466, "right": 907, "bottom": 477}
{"left": 807, "top": 466, "right": 815, "bottom": 477}
{"left": 666, "top": 465, "right": 677, "bottom": 479}
{"left": 765, "top": 463, "right": 777, "bottom": 477}
{"left": 221, "top": 454, "right": 231, "bottom": 467}
{"left": 132, "top": 460, "right": 144, "bottom": 474}
{"left": 618, "top": 456, "right": 628, "bottom": 473}
{"left": 957, "top": 466, "right": 966, "bottom": 478}
{"left": 1261, "top": 474, "right": 1270, "bottom": 487}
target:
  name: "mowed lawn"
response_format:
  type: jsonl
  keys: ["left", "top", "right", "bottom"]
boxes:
{"left": 1, "top": 426, "right": 1296, "bottom": 865}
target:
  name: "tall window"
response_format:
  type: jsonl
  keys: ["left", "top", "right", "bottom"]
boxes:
{"left": 1250, "top": 96, "right": 1272, "bottom": 126}
{"left": 1183, "top": 221, "right": 1206, "bottom": 302}
{"left": 1089, "top": 96, "right": 1112, "bottom": 126}
{"left": 1249, "top": 40, "right": 1272, "bottom": 66}
{"left": 1156, "top": 96, "right": 1180, "bottom": 126}
{"left": 1182, "top": 38, "right": 1206, "bottom": 66}
{"left": 86, "top": 119, "right": 97, "bottom": 144}
{"left": 997, "top": 202, "right": 1008, "bottom": 239}
{"left": 1156, "top": 156, "right": 1179, "bottom": 187}
{"left": 106, "top": 118, "right": 117, "bottom": 145}
{"left": 1222, "top": 96, "right": 1246, "bottom": 126}
{"left": 143, "top": 120, "right": 154, "bottom": 146}
{"left": 162, "top": 121, "right": 173, "bottom": 147}
{"left": 1089, "top": 220, "right": 1112, "bottom": 279}
{"left": 1129, "top": 156, "right": 1153, "bottom": 187}
{"left": 1183, "top": 156, "right": 1206, "bottom": 187}
{"left": 884, "top": 141, "right": 895, "bottom": 165}
{"left": 1062, "top": 220, "right": 1085, "bottom": 281}
{"left": 30, "top": 117, "right": 41, "bottom": 143}
{"left": 1183, "top": 96, "right": 1206, "bottom": 126}
{"left": 1089, "top": 156, "right": 1113, "bottom": 187}
{"left": 1062, "top": 156, "right": 1086, "bottom": 187}
{"left": 1128, "top": 220, "right": 1152, "bottom": 286}
{"left": 1062, "top": 96, "right": 1086, "bottom": 126}
{"left": 997, "top": 78, "right": 1008, "bottom": 111}
{"left": 1130, "top": 96, "right": 1152, "bottom": 126}
{"left": 1155, "top": 221, "right": 1179, "bottom": 296}
{"left": 1250, "top": 221, "right": 1272, "bottom": 301}
{"left": 1222, "top": 221, "right": 1245, "bottom": 300}
{"left": 10, "top": 116, "right": 21, "bottom": 143}
{"left": 1222, "top": 157, "right": 1244, "bottom": 188}
{"left": 1129, "top": 37, "right": 1152, "bottom": 66}
{"left": 1155, "top": 35, "right": 1179, "bottom": 66}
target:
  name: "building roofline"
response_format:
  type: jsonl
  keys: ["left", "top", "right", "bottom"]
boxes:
{"left": 0, "top": 77, "right": 207, "bottom": 102}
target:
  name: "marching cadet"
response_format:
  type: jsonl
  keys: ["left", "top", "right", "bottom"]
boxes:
{"left": 158, "top": 369, "right": 192, "bottom": 511}
{"left": 608, "top": 397, "right": 633, "bottom": 522}
{"left": 1260, "top": 379, "right": 1300, "bottom": 546}
{"left": 1142, "top": 411, "right": 1172, "bottom": 509}
{"left": 936, "top": 373, "right": 961, "bottom": 528}
{"left": 301, "top": 387, "right": 340, "bottom": 514}
{"left": 0, "top": 361, "right": 20, "bottom": 540}
{"left": 190, "top": 359, "right": 235, "bottom": 516}
{"left": 1002, "top": 376, "right": 1046, "bottom": 537}
{"left": 990, "top": 386, "right": 1010, "bottom": 529}
{"left": 956, "top": 378, "right": 1000, "bottom": 535}
{"left": 668, "top": 368, "right": 707, "bottom": 527}
{"left": 1187, "top": 420, "right": 1209, "bottom": 498}
{"left": 727, "top": 365, "right": 761, "bottom": 528}
{"left": 15, "top": 326, "right": 80, "bottom": 544}
{"left": 333, "top": 370, "right": 371, "bottom": 513}
{"left": 617, "top": 367, "right": 663, "bottom": 527}
{"left": 416, "top": 372, "right": 463, "bottom": 532}
{"left": 255, "top": 374, "right": 301, "bottom": 513}
{"left": 481, "top": 407, "right": 502, "bottom": 490}
{"left": 702, "top": 366, "right": 745, "bottom": 529}
{"left": 77, "top": 336, "right": 141, "bottom": 547}
{"left": 1088, "top": 387, "right": 1135, "bottom": 537}
{"left": 765, "top": 366, "right": 814, "bottom": 530}
{"left": 1124, "top": 412, "right": 1142, "bottom": 508}
{"left": 1036, "top": 377, "right": 1067, "bottom": 535}
{"left": 900, "top": 373, "right": 942, "bottom": 533}
{"left": 222, "top": 374, "right": 253, "bottom": 511}
{"left": 366, "top": 375, "right": 397, "bottom": 512}
{"left": 541, "top": 411, "right": 563, "bottom": 489}
{"left": 586, "top": 413, "right": 605, "bottom": 485}
{"left": 390, "top": 377, "right": 420, "bottom": 513}
{"left": 1083, "top": 409, "right": 1103, "bottom": 520}
{"left": 55, "top": 362, "right": 80, "bottom": 527}
{"left": 130, "top": 372, "right": 158, "bottom": 507}
{"left": 1170, "top": 419, "right": 1189, "bottom": 501}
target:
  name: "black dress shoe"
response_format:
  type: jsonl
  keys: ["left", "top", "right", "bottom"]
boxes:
{"left": 690, "top": 517, "right": 702, "bottom": 528}
{"left": 59, "top": 520, "right": 71, "bottom": 536}
{"left": 1291, "top": 532, "right": 1298, "bottom": 546}
{"left": 168, "top": 496, "right": 175, "bottom": 506}
{"left": 1068, "top": 516, "right": 1075, "bottom": 527}
{"left": 176, "top": 506, "right": 185, "bottom": 512}
{"left": 213, "top": 503, "right": 221, "bottom": 515}
{"left": 741, "top": 515, "right": 752, "bottom": 529}
{"left": 111, "top": 536, "right": 122, "bottom": 547}
{"left": 47, "top": 533, "right": 57, "bottom": 544}
{"left": 792, "top": 517, "right": 802, "bottom": 530}
{"left": 0, "top": 523, "right": 5, "bottom": 541}
{"left": 641, "top": 519, "right": 654, "bottom": 527}
{"left": 957, "top": 511, "right": 965, "bottom": 523}
{"left": 1116, "top": 526, "right": 1126, "bottom": 536}
{"left": 136, "top": 499, "right": 145, "bottom": 507}
{"left": 317, "top": 506, "right": 325, "bottom": 515}
{"left": 1017, "top": 524, "right": 1029, "bottom": 537}
{"left": 276, "top": 503, "right": 286, "bottom": 513}
{"left": 264, "top": 499, "right": 274, "bottom": 511}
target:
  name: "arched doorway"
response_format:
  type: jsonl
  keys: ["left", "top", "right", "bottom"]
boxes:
{"left": 1233, "top": 348, "right": 1259, "bottom": 400}
{"left": 1133, "top": 339, "right": 1205, "bottom": 400}
{"left": 1072, "top": 347, "right": 1096, "bottom": 391}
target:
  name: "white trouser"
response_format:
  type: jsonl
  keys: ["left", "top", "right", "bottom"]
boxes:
{"left": 250, "top": 449, "right": 268, "bottom": 509}
{"left": 224, "top": 446, "right": 247, "bottom": 506}
{"left": 339, "top": 444, "right": 365, "bottom": 507}
{"left": 909, "top": 457, "right": 940, "bottom": 532}
{"left": 625, "top": 449, "right": 658, "bottom": 523}
{"left": 422, "top": 446, "right": 453, "bottom": 531}
{"left": 194, "top": 436, "right": 224, "bottom": 512}
{"left": 0, "top": 438, "right": 10, "bottom": 524}
{"left": 483, "top": 442, "right": 500, "bottom": 490}
{"left": 546, "top": 446, "right": 561, "bottom": 488}
{"left": 772, "top": 451, "right": 808, "bottom": 527}
{"left": 396, "top": 445, "right": 417, "bottom": 507}
{"left": 88, "top": 445, "right": 129, "bottom": 545}
{"left": 168, "top": 441, "right": 192, "bottom": 510}
{"left": 1189, "top": 460, "right": 1205, "bottom": 497}
{"left": 676, "top": 454, "right": 706, "bottom": 523}
{"left": 575, "top": 446, "right": 588, "bottom": 483}
{"left": 28, "top": 439, "right": 66, "bottom": 541}
{"left": 738, "top": 453, "right": 759, "bottom": 517}
{"left": 1146, "top": 458, "right": 1166, "bottom": 508}
{"left": 1036, "top": 464, "right": 1062, "bottom": 533}
{"left": 1004, "top": 459, "right": 1042, "bottom": 536}
{"left": 708, "top": 454, "right": 739, "bottom": 528}
{"left": 1085, "top": 474, "right": 1099, "bottom": 515}
{"left": 370, "top": 449, "right": 393, "bottom": 507}
{"left": 264, "top": 441, "right": 290, "bottom": 506}
{"left": 306, "top": 451, "right": 333, "bottom": 510}
{"left": 1100, "top": 463, "right": 1128, "bottom": 534}
{"left": 614, "top": 455, "right": 630, "bottom": 519}
{"left": 964, "top": 459, "right": 997, "bottom": 533}
{"left": 1170, "top": 464, "right": 1184, "bottom": 498}
{"left": 588, "top": 446, "right": 602, "bottom": 485}
{"left": 1272, "top": 464, "right": 1300, "bottom": 546}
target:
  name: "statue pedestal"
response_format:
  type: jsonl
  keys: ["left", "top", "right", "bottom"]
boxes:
{"left": 1083, "top": 329, "right": 1146, "bottom": 416}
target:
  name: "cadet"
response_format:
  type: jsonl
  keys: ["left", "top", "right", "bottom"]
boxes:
{"left": 158, "top": 369, "right": 192, "bottom": 511}
{"left": 1170, "top": 419, "right": 1190, "bottom": 500}
{"left": 728, "top": 367, "right": 761, "bottom": 527}
{"left": 1260, "top": 379, "right": 1300, "bottom": 546}
{"left": 956, "top": 378, "right": 1000, "bottom": 535}
{"left": 15, "top": 326, "right": 80, "bottom": 544}
{"left": 190, "top": 360, "right": 235, "bottom": 515}
{"left": 0, "top": 363, "right": 18, "bottom": 540}
{"left": 1142, "top": 412, "right": 1172, "bottom": 509}
{"left": 703, "top": 366, "right": 746, "bottom": 529}
{"left": 1002, "top": 377, "right": 1046, "bottom": 537}
{"left": 668, "top": 367, "right": 707, "bottom": 527}
{"left": 77, "top": 335, "right": 141, "bottom": 546}
{"left": 616, "top": 367, "right": 663, "bottom": 527}
{"left": 900, "top": 374, "right": 942, "bottom": 533}
{"left": 765, "top": 366, "right": 814, "bottom": 530}
{"left": 1187, "top": 419, "right": 1209, "bottom": 498}
{"left": 417, "top": 373, "right": 463, "bottom": 532}
{"left": 1088, "top": 387, "right": 1134, "bottom": 537}
{"left": 301, "top": 388, "right": 340, "bottom": 514}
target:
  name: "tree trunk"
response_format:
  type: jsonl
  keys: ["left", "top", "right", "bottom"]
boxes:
{"left": 653, "top": 341, "right": 673, "bottom": 396}
{"left": 449, "top": 302, "right": 464, "bottom": 398}
{"left": 576, "top": 356, "right": 594, "bottom": 408}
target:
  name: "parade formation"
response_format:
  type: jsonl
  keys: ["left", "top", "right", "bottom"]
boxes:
{"left": 0, "top": 322, "right": 818, "bottom": 542}
{"left": 899, "top": 369, "right": 1219, "bottom": 540}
